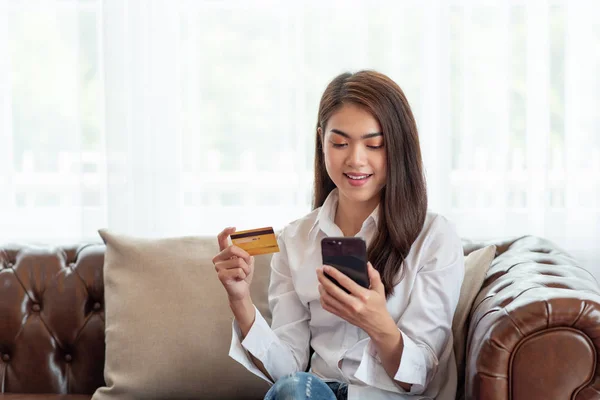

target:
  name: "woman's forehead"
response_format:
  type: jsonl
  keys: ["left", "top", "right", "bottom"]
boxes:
{"left": 326, "top": 104, "right": 381, "bottom": 136}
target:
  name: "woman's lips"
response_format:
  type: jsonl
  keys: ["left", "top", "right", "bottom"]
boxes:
{"left": 344, "top": 173, "right": 373, "bottom": 187}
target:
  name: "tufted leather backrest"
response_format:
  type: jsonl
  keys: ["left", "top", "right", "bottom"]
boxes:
{"left": 1, "top": 236, "right": 599, "bottom": 399}
{"left": 0, "top": 244, "right": 106, "bottom": 394}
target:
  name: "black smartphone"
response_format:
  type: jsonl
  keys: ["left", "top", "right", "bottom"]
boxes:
{"left": 320, "top": 237, "right": 370, "bottom": 293}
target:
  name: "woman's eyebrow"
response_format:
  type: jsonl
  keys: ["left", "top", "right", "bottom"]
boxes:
{"left": 330, "top": 129, "right": 383, "bottom": 139}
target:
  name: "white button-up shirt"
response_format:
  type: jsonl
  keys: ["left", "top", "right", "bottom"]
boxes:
{"left": 229, "top": 189, "right": 465, "bottom": 399}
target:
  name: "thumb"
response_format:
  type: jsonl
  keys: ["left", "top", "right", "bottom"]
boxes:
{"left": 368, "top": 262, "right": 384, "bottom": 291}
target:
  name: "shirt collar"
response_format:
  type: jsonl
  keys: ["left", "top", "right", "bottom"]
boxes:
{"left": 309, "top": 188, "right": 380, "bottom": 238}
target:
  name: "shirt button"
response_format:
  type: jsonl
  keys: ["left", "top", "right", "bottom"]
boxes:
{"left": 2, "top": 354, "right": 10, "bottom": 362}
{"left": 32, "top": 304, "right": 41, "bottom": 312}
{"left": 65, "top": 354, "right": 73, "bottom": 362}
{"left": 93, "top": 302, "right": 102, "bottom": 311}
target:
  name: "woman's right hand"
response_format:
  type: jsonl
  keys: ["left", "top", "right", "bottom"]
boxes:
{"left": 212, "top": 227, "right": 255, "bottom": 302}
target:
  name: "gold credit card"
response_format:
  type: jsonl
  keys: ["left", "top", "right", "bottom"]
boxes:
{"left": 231, "top": 227, "right": 280, "bottom": 256}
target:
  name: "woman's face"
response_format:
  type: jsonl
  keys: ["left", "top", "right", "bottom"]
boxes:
{"left": 320, "top": 103, "right": 387, "bottom": 208}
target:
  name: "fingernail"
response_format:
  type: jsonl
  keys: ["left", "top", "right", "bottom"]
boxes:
{"left": 323, "top": 265, "right": 330, "bottom": 273}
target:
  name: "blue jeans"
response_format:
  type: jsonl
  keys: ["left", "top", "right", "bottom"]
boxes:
{"left": 264, "top": 372, "right": 348, "bottom": 400}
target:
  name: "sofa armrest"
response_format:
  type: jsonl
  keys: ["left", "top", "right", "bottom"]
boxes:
{"left": 465, "top": 236, "right": 600, "bottom": 400}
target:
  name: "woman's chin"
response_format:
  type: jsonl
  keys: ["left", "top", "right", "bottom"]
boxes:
{"left": 338, "top": 188, "right": 381, "bottom": 206}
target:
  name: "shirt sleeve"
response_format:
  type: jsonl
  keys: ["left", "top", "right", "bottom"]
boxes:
{"left": 353, "top": 216, "right": 465, "bottom": 395}
{"left": 228, "top": 229, "right": 311, "bottom": 383}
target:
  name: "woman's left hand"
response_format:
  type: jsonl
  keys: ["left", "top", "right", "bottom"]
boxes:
{"left": 317, "top": 262, "right": 395, "bottom": 338}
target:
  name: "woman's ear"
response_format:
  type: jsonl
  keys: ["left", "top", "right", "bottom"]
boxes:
{"left": 317, "top": 127, "right": 324, "bottom": 153}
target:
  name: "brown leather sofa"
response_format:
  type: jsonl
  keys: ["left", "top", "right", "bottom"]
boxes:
{"left": 1, "top": 235, "right": 599, "bottom": 399}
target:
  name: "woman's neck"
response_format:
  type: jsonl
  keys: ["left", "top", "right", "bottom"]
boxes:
{"left": 334, "top": 194, "right": 380, "bottom": 237}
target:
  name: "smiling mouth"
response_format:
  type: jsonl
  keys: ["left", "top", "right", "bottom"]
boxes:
{"left": 344, "top": 173, "right": 373, "bottom": 180}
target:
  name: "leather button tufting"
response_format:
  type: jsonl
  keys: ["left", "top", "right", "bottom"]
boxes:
{"left": 2, "top": 354, "right": 10, "bottom": 362}
{"left": 93, "top": 302, "right": 102, "bottom": 311}
{"left": 65, "top": 354, "right": 72, "bottom": 362}
{"left": 32, "top": 304, "right": 41, "bottom": 312}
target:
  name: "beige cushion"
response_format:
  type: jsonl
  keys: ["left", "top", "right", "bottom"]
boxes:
{"left": 453, "top": 245, "right": 496, "bottom": 400}
{"left": 93, "top": 230, "right": 273, "bottom": 400}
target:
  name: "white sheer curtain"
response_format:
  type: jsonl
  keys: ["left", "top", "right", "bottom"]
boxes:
{"left": 0, "top": 0, "right": 599, "bottom": 276}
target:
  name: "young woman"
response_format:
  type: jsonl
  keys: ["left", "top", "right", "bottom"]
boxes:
{"left": 212, "top": 71, "right": 464, "bottom": 400}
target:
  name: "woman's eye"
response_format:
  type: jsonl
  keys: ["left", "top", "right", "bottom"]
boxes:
{"left": 331, "top": 142, "right": 347, "bottom": 148}
{"left": 366, "top": 141, "right": 384, "bottom": 149}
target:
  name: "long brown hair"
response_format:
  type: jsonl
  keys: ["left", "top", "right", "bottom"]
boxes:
{"left": 313, "top": 70, "right": 428, "bottom": 297}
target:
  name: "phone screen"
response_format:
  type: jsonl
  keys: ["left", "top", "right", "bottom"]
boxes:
{"left": 321, "top": 237, "right": 369, "bottom": 292}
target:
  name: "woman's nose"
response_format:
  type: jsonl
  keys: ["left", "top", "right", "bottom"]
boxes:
{"left": 346, "top": 144, "right": 367, "bottom": 167}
